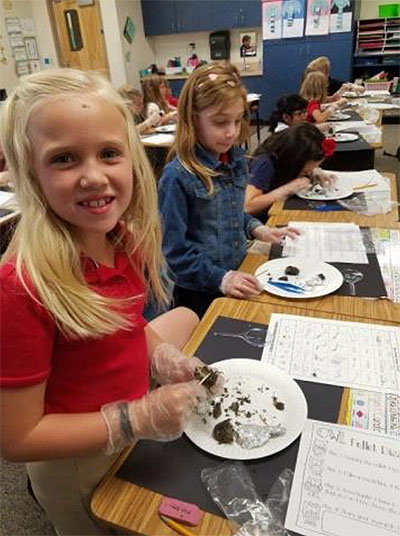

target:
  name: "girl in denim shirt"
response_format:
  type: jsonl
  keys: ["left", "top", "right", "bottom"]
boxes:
{"left": 159, "top": 63, "right": 299, "bottom": 317}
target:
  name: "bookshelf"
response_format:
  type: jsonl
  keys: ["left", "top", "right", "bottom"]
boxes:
{"left": 353, "top": 17, "right": 400, "bottom": 80}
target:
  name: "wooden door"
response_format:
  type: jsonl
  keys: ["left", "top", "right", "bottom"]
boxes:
{"left": 48, "top": 0, "right": 109, "bottom": 76}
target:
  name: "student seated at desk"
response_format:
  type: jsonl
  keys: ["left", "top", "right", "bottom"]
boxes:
{"left": 300, "top": 71, "right": 347, "bottom": 124}
{"left": 304, "top": 56, "right": 364, "bottom": 99}
{"left": 0, "top": 69, "right": 217, "bottom": 536}
{"left": 118, "top": 85, "right": 161, "bottom": 134}
{"left": 141, "top": 75, "right": 177, "bottom": 126}
{"left": 269, "top": 95, "right": 308, "bottom": 133}
{"left": 159, "top": 63, "right": 299, "bottom": 318}
{"left": 245, "top": 124, "right": 337, "bottom": 222}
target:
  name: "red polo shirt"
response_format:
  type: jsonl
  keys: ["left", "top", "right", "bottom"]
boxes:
{"left": 306, "top": 100, "right": 321, "bottom": 123}
{"left": 0, "top": 251, "right": 149, "bottom": 414}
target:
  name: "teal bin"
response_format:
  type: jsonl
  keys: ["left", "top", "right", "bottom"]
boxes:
{"left": 378, "top": 4, "right": 400, "bottom": 17}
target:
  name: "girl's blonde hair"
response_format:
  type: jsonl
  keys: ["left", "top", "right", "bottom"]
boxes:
{"left": 307, "top": 56, "right": 330, "bottom": 76}
{"left": 1, "top": 68, "right": 166, "bottom": 339}
{"left": 170, "top": 62, "right": 250, "bottom": 193}
{"left": 118, "top": 84, "right": 142, "bottom": 102}
{"left": 300, "top": 71, "right": 328, "bottom": 103}
{"left": 141, "top": 74, "right": 169, "bottom": 114}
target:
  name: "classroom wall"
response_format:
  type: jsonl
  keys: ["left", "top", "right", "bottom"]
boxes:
{"left": 153, "top": 27, "right": 262, "bottom": 73}
{"left": 114, "top": 0, "right": 155, "bottom": 89}
{"left": 360, "top": 0, "right": 398, "bottom": 19}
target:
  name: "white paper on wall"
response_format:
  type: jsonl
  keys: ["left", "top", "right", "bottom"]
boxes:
{"left": 330, "top": 0, "right": 352, "bottom": 33}
{"left": 262, "top": 0, "right": 283, "bottom": 40}
{"left": 282, "top": 0, "right": 305, "bottom": 38}
{"left": 305, "top": 0, "right": 331, "bottom": 36}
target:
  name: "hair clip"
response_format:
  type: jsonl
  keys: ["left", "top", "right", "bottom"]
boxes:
{"left": 321, "top": 137, "right": 336, "bottom": 157}
{"left": 227, "top": 80, "right": 236, "bottom": 87}
{"left": 208, "top": 73, "right": 218, "bottom": 81}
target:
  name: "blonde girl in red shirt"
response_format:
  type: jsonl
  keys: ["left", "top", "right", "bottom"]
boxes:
{"left": 300, "top": 71, "right": 347, "bottom": 124}
{"left": 0, "top": 69, "right": 216, "bottom": 535}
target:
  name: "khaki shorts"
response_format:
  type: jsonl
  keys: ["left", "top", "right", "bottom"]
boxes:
{"left": 27, "top": 450, "right": 119, "bottom": 536}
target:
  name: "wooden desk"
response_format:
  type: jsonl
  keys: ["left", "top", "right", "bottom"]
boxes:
{"left": 268, "top": 173, "right": 399, "bottom": 229}
{"left": 240, "top": 252, "right": 400, "bottom": 323}
{"left": 91, "top": 298, "right": 398, "bottom": 535}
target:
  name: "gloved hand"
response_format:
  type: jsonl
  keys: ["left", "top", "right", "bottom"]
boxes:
{"left": 101, "top": 381, "right": 207, "bottom": 454}
{"left": 252, "top": 225, "right": 300, "bottom": 244}
{"left": 274, "top": 177, "right": 311, "bottom": 200}
{"left": 145, "top": 111, "right": 162, "bottom": 127}
{"left": 311, "top": 168, "right": 337, "bottom": 188}
{"left": 220, "top": 270, "right": 262, "bottom": 299}
{"left": 151, "top": 342, "right": 204, "bottom": 385}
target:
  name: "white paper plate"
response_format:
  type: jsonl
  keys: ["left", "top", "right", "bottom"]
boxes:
{"left": 297, "top": 187, "right": 354, "bottom": 201}
{"left": 329, "top": 113, "right": 351, "bottom": 121}
{"left": 341, "top": 91, "right": 358, "bottom": 98}
{"left": 333, "top": 132, "right": 358, "bottom": 143}
{"left": 185, "top": 359, "right": 307, "bottom": 460}
{"left": 155, "top": 124, "right": 176, "bottom": 133}
{"left": 255, "top": 257, "right": 344, "bottom": 299}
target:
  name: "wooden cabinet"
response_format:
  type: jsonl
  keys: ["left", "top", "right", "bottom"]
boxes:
{"left": 141, "top": 0, "right": 261, "bottom": 36}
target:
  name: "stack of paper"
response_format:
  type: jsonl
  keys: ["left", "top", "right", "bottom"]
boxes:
{"left": 333, "top": 170, "right": 390, "bottom": 192}
{"left": 282, "top": 222, "right": 368, "bottom": 264}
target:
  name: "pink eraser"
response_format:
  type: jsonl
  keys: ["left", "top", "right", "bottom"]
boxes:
{"left": 159, "top": 497, "right": 203, "bottom": 526}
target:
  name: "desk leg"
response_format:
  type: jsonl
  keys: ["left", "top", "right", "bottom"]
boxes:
{"left": 256, "top": 108, "right": 260, "bottom": 143}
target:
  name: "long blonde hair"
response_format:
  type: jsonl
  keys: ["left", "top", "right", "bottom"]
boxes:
{"left": 307, "top": 56, "right": 330, "bottom": 76}
{"left": 1, "top": 68, "right": 166, "bottom": 339}
{"left": 141, "top": 74, "right": 169, "bottom": 114}
{"left": 300, "top": 71, "right": 328, "bottom": 103}
{"left": 170, "top": 62, "right": 250, "bottom": 193}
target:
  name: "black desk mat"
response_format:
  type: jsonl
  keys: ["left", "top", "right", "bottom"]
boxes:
{"left": 117, "top": 316, "right": 343, "bottom": 523}
{"left": 332, "top": 134, "right": 371, "bottom": 152}
{"left": 283, "top": 195, "right": 355, "bottom": 212}
{"left": 269, "top": 229, "right": 387, "bottom": 298}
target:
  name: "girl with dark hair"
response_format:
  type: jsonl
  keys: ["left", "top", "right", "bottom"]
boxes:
{"left": 245, "top": 124, "right": 336, "bottom": 222}
{"left": 269, "top": 94, "right": 308, "bottom": 133}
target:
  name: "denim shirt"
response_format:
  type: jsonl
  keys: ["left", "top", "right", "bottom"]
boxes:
{"left": 158, "top": 145, "right": 262, "bottom": 293}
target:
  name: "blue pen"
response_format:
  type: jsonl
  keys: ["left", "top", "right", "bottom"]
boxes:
{"left": 267, "top": 281, "right": 305, "bottom": 294}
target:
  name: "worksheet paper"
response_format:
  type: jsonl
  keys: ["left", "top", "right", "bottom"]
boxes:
{"left": 345, "top": 389, "right": 400, "bottom": 438}
{"left": 282, "top": 222, "right": 368, "bottom": 264}
{"left": 285, "top": 419, "right": 400, "bottom": 536}
{"left": 139, "top": 133, "right": 174, "bottom": 145}
{"left": 0, "top": 191, "right": 16, "bottom": 208}
{"left": 332, "top": 169, "right": 390, "bottom": 193}
{"left": 261, "top": 314, "right": 400, "bottom": 394}
{"left": 371, "top": 228, "right": 400, "bottom": 302}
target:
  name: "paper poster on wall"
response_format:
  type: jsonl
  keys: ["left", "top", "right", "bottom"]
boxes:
{"left": 262, "top": 0, "right": 283, "bottom": 40}
{"left": 330, "top": 0, "right": 352, "bottom": 33}
{"left": 20, "top": 17, "right": 35, "bottom": 36}
{"left": 282, "top": 0, "right": 305, "bottom": 38}
{"left": 305, "top": 0, "right": 331, "bottom": 36}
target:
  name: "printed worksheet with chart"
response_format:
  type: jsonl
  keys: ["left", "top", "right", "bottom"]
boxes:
{"left": 345, "top": 389, "right": 400, "bottom": 437}
{"left": 282, "top": 222, "right": 368, "bottom": 264}
{"left": 285, "top": 420, "right": 400, "bottom": 536}
{"left": 261, "top": 314, "right": 400, "bottom": 393}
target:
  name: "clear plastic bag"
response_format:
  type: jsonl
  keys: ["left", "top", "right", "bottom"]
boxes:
{"left": 201, "top": 463, "right": 293, "bottom": 536}
{"left": 338, "top": 191, "right": 397, "bottom": 216}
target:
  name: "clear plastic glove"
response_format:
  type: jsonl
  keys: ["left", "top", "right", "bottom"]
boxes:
{"left": 336, "top": 97, "right": 348, "bottom": 108}
{"left": 151, "top": 342, "right": 204, "bottom": 384}
{"left": 251, "top": 225, "right": 300, "bottom": 244}
{"left": 276, "top": 177, "right": 311, "bottom": 199}
{"left": 311, "top": 167, "right": 337, "bottom": 188}
{"left": 145, "top": 111, "right": 162, "bottom": 127}
{"left": 151, "top": 342, "right": 225, "bottom": 394}
{"left": 101, "top": 381, "right": 207, "bottom": 453}
{"left": 162, "top": 110, "right": 178, "bottom": 124}
{"left": 220, "top": 270, "right": 262, "bottom": 299}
